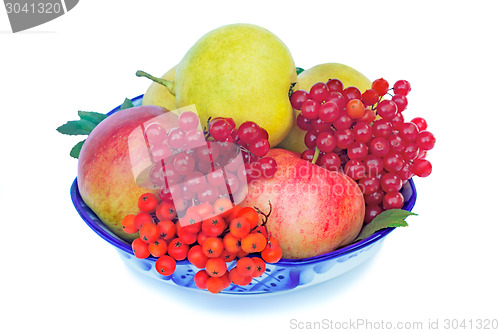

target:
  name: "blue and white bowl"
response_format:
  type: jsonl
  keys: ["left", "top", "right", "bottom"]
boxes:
{"left": 70, "top": 95, "right": 417, "bottom": 295}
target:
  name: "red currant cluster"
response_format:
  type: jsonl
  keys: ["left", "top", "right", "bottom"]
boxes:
{"left": 290, "top": 78, "right": 435, "bottom": 223}
{"left": 122, "top": 194, "right": 283, "bottom": 294}
{"left": 208, "top": 118, "right": 278, "bottom": 182}
{"left": 146, "top": 111, "right": 277, "bottom": 223}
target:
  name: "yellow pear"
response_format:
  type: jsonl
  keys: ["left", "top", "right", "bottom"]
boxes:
{"left": 278, "top": 63, "right": 372, "bottom": 153}
{"left": 137, "top": 23, "right": 296, "bottom": 147}
{"left": 142, "top": 65, "right": 177, "bottom": 110}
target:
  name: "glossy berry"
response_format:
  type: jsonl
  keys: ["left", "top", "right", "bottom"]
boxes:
{"left": 222, "top": 233, "right": 242, "bottom": 254}
{"left": 194, "top": 270, "right": 210, "bottom": 289}
{"left": 369, "top": 137, "right": 390, "bottom": 157}
{"left": 148, "top": 239, "right": 168, "bottom": 257}
{"left": 236, "top": 257, "right": 256, "bottom": 277}
{"left": 399, "top": 122, "right": 419, "bottom": 142}
{"left": 318, "top": 101, "right": 340, "bottom": 122}
{"left": 326, "top": 78, "right": 343, "bottom": 92}
{"left": 259, "top": 157, "right": 278, "bottom": 179}
{"left": 251, "top": 257, "right": 266, "bottom": 278}
{"left": 144, "top": 123, "right": 168, "bottom": 146}
{"left": 376, "top": 100, "right": 398, "bottom": 120}
{"left": 139, "top": 222, "right": 160, "bottom": 244}
{"left": 206, "top": 277, "right": 226, "bottom": 293}
{"left": 156, "top": 201, "right": 176, "bottom": 221}
{"left": 230, "top": 218, "right": 251, "bottom": 238}
{"left": 347, "top": 141, "right": 369, "bottom": 160}
{"left": 138, "top": 193, "right": 159, "bottom": 213}
{"left": 372, "top": 119, "right": 393, "bottom": 138}
{"left": 393, "top": 80, "right": 411, "bottom": 96}
{"left": 361, "top": 89, "right": 380, "bottom": 106}
{"left": 346, "top": 99, "right": 365, "bottom": 119}
{"left": 157, "top": 220, "right": 176, "bottom": 241}
{"left": 411, "top": 117, "right": 428, "bottom": 131}
{"left": 324, "top": 91, "right": 346, "bottom": 108}
{"left": 364, "top": 155, "right": 384, "bottom": 176}
{"left": 241, "top": 233, "right": 267, "bottom": 253}
{"left": 178, "top": 111, "right": 200, "bottom": 131}
{"left": 353, "top": 122, "right": 373, "bottom": 143}
{"left": 202, "top": 237, "right": 224, "bottom": 258}
{"left": 134, "top": 212, "right": 153, "bottom": 229}
{"left": 342, "top": 86, "right": 362, "bottom": 102}
{"left": 333, "top": 110, "right": 353, "bottom": 130}
{"left": 301, "top": 99, "right": 320, "bottom": 120}
{"left": 290, "top": 89, "right": 310, "bottom": 110}
{"left": 412, "top": 158, "right": 432, "bottom": 177}
{"left": 309, "top": 82, "right": 329, "bottom": 102}
{"left": 248, "top": 137, "right": 270, "bottom": 157}
{"left": 380, "top": 173, "right": 403, "bottom": 193}
{"left": 122, "top": 214, "right": 138, "bottom": 234}
{"left": 392, "top": 94, "right": 408, "bottom": 112}
{"left": 383, "top": 152, "right": 405, "bottom": 173}
{"left": 167, "top": 238, "right": 189, "bottom": 261}
{"left": 416, "top": 131, "right": 436, "bottom": 151}
{"left": 335, "top": 128, "right": 355, "bottom": 149}
{"left": 358, "top": 176, "right": 380, "bottom": 195}
{"left": 131, "top": 238, "right": 150, "bottom": 259}
{"left": 372, "top": 78, "right": 389, "bottom": 96}
{"left": 238, "top": 121, "right": 261, "bottom": 144}
{"left": 205, "top": 257, "right": 227, "bottom": 277}
{"left": 316, "top": 131, "right": 336, "bottom": 153}
{"left": 261, "top": 238, "right": 282, "bottom": 263}
{"left": 383, "top": 191, "right": 405, "bottom": 209}
{"left": 318, "top": 152, "right": 341, "bottom": 171}
{"left": 155, "top": 255, "right": 176, "bottom": 276}
{"left": 358, "top": 108, "right": 376, "bottom": 123}
{"left": 187, "top": 245, "right": 209, "bottom": 268}
{"left": 344, "top": 159, "right": 366, "bottom": 180}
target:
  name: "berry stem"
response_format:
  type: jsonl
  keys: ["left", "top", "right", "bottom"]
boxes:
{"left": 136, "top": 70, "right": 175, "bottom": 95}
{"left": 253, "top": 201, "right": 273, "bottom": 228}
{"left": 311, "top": 147, "right": 320, "bottom": 164}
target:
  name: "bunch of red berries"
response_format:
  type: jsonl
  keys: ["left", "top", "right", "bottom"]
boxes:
{"left": 290, "top": 78, "right": 435, "bottom": 223}
{"left": 122, "top": 193, "right": 282, "bottom": 294}
{"left": 208, "top": 118, "right": 278, "bottom": 182}
{"left": 145, "top": 111, "right": 277, "bottom": 222}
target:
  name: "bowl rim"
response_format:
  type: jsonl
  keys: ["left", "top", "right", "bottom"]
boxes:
{"left": 71, "top": 95, "right": 417, "bottom": 266}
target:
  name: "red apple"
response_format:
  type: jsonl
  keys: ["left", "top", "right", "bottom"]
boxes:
{"left": 77, "top": 105, "right": 168, "bottom": 241}
{"left": 241, "top": 149, "right": 365, "bottom": 259}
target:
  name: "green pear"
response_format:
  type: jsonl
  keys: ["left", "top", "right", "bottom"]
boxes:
{"left": 137, "top": 23, "right": 297, "bottom": 147}
{"left": 278, "top": 63, "right": 372, "bottom": 153}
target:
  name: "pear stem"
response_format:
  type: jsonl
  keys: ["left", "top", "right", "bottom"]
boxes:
{"left": 311, "top": 147, "right": 320, "bottom": 164}
{"left": 136, "top": 70, "right": 175, "bottom": 96}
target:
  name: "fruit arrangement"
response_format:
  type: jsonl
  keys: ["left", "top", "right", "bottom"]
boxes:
{"left": 59, "top": 23, "right": 435, "bottom": 294}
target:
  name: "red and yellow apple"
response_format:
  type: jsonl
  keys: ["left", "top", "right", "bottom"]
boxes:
{"left": 241, "top": 149, "right": 365, "bottom": 259}
{"left": 77, "top": 105, "right": 168, "bottom": 241}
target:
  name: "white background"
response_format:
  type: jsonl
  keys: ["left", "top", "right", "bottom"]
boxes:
{"left": 1, "top": 1, "right": 499, "bottom": 332}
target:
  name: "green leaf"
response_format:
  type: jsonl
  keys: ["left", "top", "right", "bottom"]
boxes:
{"left": 70, "top": 140, "right": 85, "bottom": 158}
{"left": 354, "top": 209, "right": 418, "bottom": 242}
{"left": 296, "top": 67, "right": 305, "bottom": 75}
{"left": 120, "top": 98, "right": 134, "bottom": 110}
{"left": 78, "top": 111, "right": 107, "bottom": 125}
{"left": 56, "top": 119, "right": 96, "bottom": 135}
